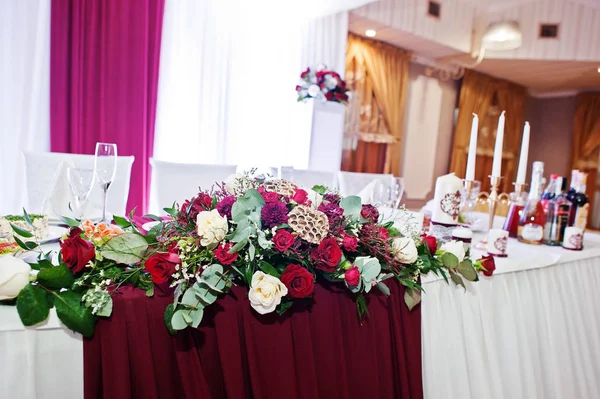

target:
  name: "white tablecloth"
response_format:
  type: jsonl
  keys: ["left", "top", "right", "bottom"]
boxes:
{"left": 422, "top": 233, "right": 600, "bottom": 399}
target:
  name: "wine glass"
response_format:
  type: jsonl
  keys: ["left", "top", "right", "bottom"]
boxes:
{"left": 66, "top": 167, "right": 96, "bottom": 219}
{"left": 389, "top": 177, "right": 405, "bottom": 209}
{"left": 94, "top": 143, "right": 118, "bottom": 222}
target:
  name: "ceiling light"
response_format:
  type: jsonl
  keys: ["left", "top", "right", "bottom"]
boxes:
{"left": 597, "top": 67, "right": 600, "bottom": 73}
{"left": 481, "top": 21, "right": 522, "bottom": 51}
{"left": 365, "top": 29, "right": 376, "bottom": 38}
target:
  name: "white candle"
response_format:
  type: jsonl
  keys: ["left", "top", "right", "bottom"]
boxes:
{"left": 465, "top": 113, "right": 478, "bottom": 181}
{"left": 516, "top": 122, "right": 530, "bottom": 184}
{"left": 491, "top": 111, "right": 505, "bottom": 178}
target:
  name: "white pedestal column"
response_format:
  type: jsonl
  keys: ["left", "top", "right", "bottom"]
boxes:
{"left": 308, "top": 100, "right": 346, "bottom": 172}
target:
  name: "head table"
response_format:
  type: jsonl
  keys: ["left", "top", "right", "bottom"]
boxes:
{"left": 2, "top": 233, "right": 600, "bottom": 398}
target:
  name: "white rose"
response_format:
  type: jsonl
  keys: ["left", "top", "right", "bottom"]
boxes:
{"left": 306, "top": 189, "right": 323, "bottom": 208}
{"left": 248, "top": 271, "right": 288, "bottom": 315}
{"left": 440, "top": 240, "right": 466, "bottom": 262}
{"left": 307, "top": 84, "right": 320, "bottom": 97}
{"left": 196, "top": 210, "right": 228, "bottom": 248}
{"left": 224, "top": 173, "right": 243, "bottom": 195}
{"left": 0, "top": 256, "right": 31, "bottom": 300}
{"left": 392, "top": 237, "right": 418, "bottom": 264}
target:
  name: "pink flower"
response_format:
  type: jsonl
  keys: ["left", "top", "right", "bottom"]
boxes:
{"left": 291, "top": 188, "right": 309, "bottom": 205}
{"left": 261, "top": 191, "right": 280, "bottom": 203}
{"left": 344, "top": 266, "right": 360, "bottom": 286}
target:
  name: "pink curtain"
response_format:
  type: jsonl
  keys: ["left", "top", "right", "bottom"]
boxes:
{"left": 50, "top": 0, "right": 165, "bottom": 213}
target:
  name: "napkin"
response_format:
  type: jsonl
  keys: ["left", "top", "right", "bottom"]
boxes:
{"left": 357, "top": 180, "right": 378, "bottom": 204}
{"left": 42, "top": 161, "right": 75, "bottom": 221}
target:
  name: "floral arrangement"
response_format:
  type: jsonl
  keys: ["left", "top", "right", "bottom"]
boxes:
{"left": 296, "top": 64, "right": 349, "bottom": 104}
{"left": 0, "top": 174, "right": 495, "bottom": 336}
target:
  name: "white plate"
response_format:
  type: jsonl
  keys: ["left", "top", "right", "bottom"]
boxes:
{"left": 39, "top": 225, "right": 68, "bottom": 244}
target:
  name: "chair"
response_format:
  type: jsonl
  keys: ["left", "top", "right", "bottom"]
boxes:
{"left": 279, "top": 167, "right": 336, "bottom": 190}
{"left": 149, "top": 159, "right": 237, "bottom": 215}
{"left": 22, "top": 151, "right": 134, "bottom": 219}
{"left": 337, "top": 171, "right": 393, "bottom": 198}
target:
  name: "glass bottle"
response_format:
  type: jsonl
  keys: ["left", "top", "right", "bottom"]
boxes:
{"left": 503, "top": 189, "right": 527, "bottom": 238}
{"left": 544, "top": 176, "right": 571, "bottom": 246}
{"left": 571, "top": 172, "right": 590, "bottom": 230}
{"left": 540, "top": 174, "right": 558, "bottom": 216}
{"left": 518, "top": 161, "right": 546, "bottom": 245}
{"left": 567, "top": 170, "right": 580, "bottom": 225}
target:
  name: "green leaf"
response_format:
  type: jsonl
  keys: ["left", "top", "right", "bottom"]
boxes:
{"left": 13, "top": 236, "right": 38, "bottom": 251}
{"left": 22, "top": 208, "right": 34, "bottom": 228}
{"left": 54, "top": 291, "right": 97, "bottom": 337}
{"left": 377, "top": 282, "right": 390, "bottom": 296}
{"left": 441, "top": 252, "right": 459, "bottom": 269}
{"left": 258, "top": 261, "right": 280, "bottom": 277}
{"left": 37, "top": 265, "right": 74, "bottom": 290}
{"left": 10, "top": 223, "right": 33, "bottom": 238}
{"left": 457, "top": 260, "right": 478, "bottom": 282}
{"left": 95, "top": 296, "right": 113, "bottom": 317}
{"left": 102, "top": 233, "right": 149, "bottom": 264}
{"left": 339, "top": 196, "right": 362, "bottom": 222}
{"left": 16, "top": 284, "right": 51, "bottom": 326}
{"left": 276, "top": 300, "right": 293, "bottom": 315}
{"left": 257, "top": 231, "right": 272, "bottom": 249}
{"left": 164, "top": 303, "right": 176, "bottom": 335}
{"left": 146, "top": 285, "right": 154, "bottom": 297}
{"left": 189, "top": 307, "right": 204, "bottom": 328}
{"left": 404, "top": 288, "right": 421, "bottom": 311}
{"left": 311, "top": 185, "right": 327, "bottom": 195}
{"left": 36, "top": 259, "right": 54, "bottom": 270}
{"left": 450, "top": 271, "right": 466, "bottom": 290}
{"left": 163, "top": 204, "right": 178, "bottom": 217}
{"left": 112, "top": 215, "right": 132, "bottom": 228}
{"left": 142, "top": 214, "right": 162, "bottom": 222}
{"left": 60, "top": 216, "right": 80, "bottom": 228}
{"left": 230, "top": 237, "right": 248, "bottom": 253}
{"left": 248, "top": 243, "right": 256, "bottom": 261}
{"left": 171, "top": 309, "right": 189, "bottom": 330}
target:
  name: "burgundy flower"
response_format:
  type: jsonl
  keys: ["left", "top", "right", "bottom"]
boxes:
{"left": 273, "top": 229, "right": 295, "bottom": 252}
{"left": 180, "top": 193, "right": 213, "bottom": 221}
{"left": 281, "top": 264, "right": 314, "bottom": 298}
{"left": 325, "top": 92, "right": 334, "bottom": 101}
{"left": 310, "top": 237, "right": 342, "bottom": 273}
{"left": 379, "top": 227, "right": 390, "bottom": 241}
{"left": 342, "top": 234, "right": 358, "bottom": 252}
{"left": 216, "top": 195, "right": 236, "bottom": 219}
{"left": 145, "top": 252, "right": 181, "bottom": 284}
{"left": 323, "top": 193, "right": 340, "bottom": 205}
{"left": 422, "top": 235, "right": 437, "bottom": 255}
{"left": 60, "top": 228, "right": 95, "bottom": 275}
{"left": 261, "top": 191, "right": 280, "bottom": 203}
{"left": 318, "top": 202, "right": 345, "bottom": 236}
{"left": 291, "top": 188, "right": 309, "bottom": 205}
{"left": 261, "top": 201, "right": 289, "bottom": 228}
{"left": 344, "top": 266, "right": 360, "bottom": 286}
{"left": 361, "top": 204, "right": 380, "bottom": 223}
{"left": 479, "top": 256, "right": 496, "bottom": 277}
{"left": 214, "top": 243, "right": 238, "bottom": 265}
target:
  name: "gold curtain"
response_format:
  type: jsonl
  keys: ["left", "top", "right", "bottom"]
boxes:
{"left": 343, "top": 34, "right": 410, "bottom": 174}
{"left": 450, "top": 70, "right": 527, "bottom": 193}
{"left": 571, "top": 93, "right": 600, "bottom": 228}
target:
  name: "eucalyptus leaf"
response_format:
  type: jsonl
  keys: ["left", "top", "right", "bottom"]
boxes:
{"left": 16, "top": 284, "right": 50, "bottom": 326}
{"left": 171, "top": 309, "right": 189, "bottom": 330}
{"left": 339, "top": 196, "right": 362, "bottom": 222}
{"left": 450, "top": 271, "right": 466, "bottom": 290}
{"left": 248, "top": 243, "right": 256, "bottom": 261}
{"left": 95, "top": 295, "right": 113, "bottom": 317}
{"left": 188, "top": 307, "right": 204, "bottom": 328}
{"left": 230, "top": 237, "right": 248, "bottom": 252}
{"left": 102, "top": 233, "right": 148, "bottom": 264}
{"left": 457, "top": 260, "right": 478, "bottom": 282}
{"left": 441, "top": 252, "right": 459, "bottom": 269}
{"left": 377, "top": 281, "right": 391, "bottom": 296}
{"left": 181, "top": 286, "right": 199, "bottom": 306}
{"left": 257, "top": 231, "right": 272, "bottom": 249}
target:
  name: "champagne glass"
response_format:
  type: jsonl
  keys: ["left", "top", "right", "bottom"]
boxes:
{"left": 94, "top": 143, "right": 118, "bottom": 222}
{"left": 390, "top": 177, "right": 405, "bottom": 209}
{"left": 66, "top": 167, "right": 95, "bottom": 219}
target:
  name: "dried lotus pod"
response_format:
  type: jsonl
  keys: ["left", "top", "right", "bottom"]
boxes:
{"left": 262, "top": 179, "right": 297, "bottom": 197}
{"left": 288, "top": 205, "right": 329, "bottom": 244}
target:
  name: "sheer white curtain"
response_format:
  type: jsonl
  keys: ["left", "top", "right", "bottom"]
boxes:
{"left": 0, "top": 0, "right": 50, "bottom": 214}
{"left": 154, "top": 0, "right": 349, "bottom": 169}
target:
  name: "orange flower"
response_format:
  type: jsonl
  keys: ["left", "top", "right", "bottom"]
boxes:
{"left": 81, "top": 220, "right": 96, "bottom": 239}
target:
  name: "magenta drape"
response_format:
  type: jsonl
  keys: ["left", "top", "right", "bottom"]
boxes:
{"left": 50, "top": 0, "right": 165, "bottom": 213}
{"left": 84, "top": 281, "right": 423, "bottom": 399}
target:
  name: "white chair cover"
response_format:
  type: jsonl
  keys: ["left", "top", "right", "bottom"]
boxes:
{"left": 149, "top": 159, "right": 237, "bottom": 215}
{"left": 337, "top": 171, "right": 393, "bottom": 200}
{"left": 22, "top": 151, "right": 134, "bottom": 219}
{"left": 279, "top": 167, "right": 336, "bottom": 190}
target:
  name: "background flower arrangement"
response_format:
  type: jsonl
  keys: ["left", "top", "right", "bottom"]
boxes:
{"left": 0, "top": 173, "right": 494, "bottom": 336}
{"left": 296, "top": 64, "right": 349, "bottom": 104}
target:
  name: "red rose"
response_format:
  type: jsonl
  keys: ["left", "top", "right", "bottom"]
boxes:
{"left": 479, "top": 256, "right": 496, "bottom": 277}
{"left": 422, "top": 235, "right": 437, "bottom": 254}
{"left": 273, "top": 229, "right": 295, "bottom": 252}
{"left": 214, "top": 243, "right": 238, "bottom": 265}
{"left": 325, "top": 92, "right": 334, "bottom": 101}
{"left": 344, "top": 266, "right": 360, "bottom": 286}
{"left": 60, "top": 228, "right": 95, "bottom": 275}
{"left": 261, "top": 191, "right": 280, "bottom": 203}
{"left": 361, "top": 204, "right": 380, "bottom": 223}
{"left": 291, "top": 188, "right": 309, "bottom": 205}
{"left": 379, "top": 227, "right": 390, "bottom": 241}
{"left": 280, "top": 264, "right": 314, "bottom": 298}
{"left": 342, "top": 234, "right": 358, "bottom": 252}
{"left": 310, "top": 237, "right": 342, "bottom": 272}
{"left": 145, "top": 252, "right": 181, "bottom": 284}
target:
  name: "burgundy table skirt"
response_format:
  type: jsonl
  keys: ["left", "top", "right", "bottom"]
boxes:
{"left": 84, "top": 279, "right": 423, "bottom": 399}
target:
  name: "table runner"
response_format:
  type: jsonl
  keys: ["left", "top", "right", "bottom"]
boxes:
{"left": 84, "top": 279, "right": 423, "bottom": 399}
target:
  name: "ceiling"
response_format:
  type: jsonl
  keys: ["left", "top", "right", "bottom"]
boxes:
{"left": 348, "top": 0, "right": 600, "bottom": 95}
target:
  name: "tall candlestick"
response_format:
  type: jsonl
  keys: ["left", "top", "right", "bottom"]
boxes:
{"left": 516, "top": 121, "right": 530, "bottom": 184}
{"left": 491, "top": 111, "right": 505, "bottom": 178}
{"left": 465, "top": 113, "right": 479, "bottom": 181}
